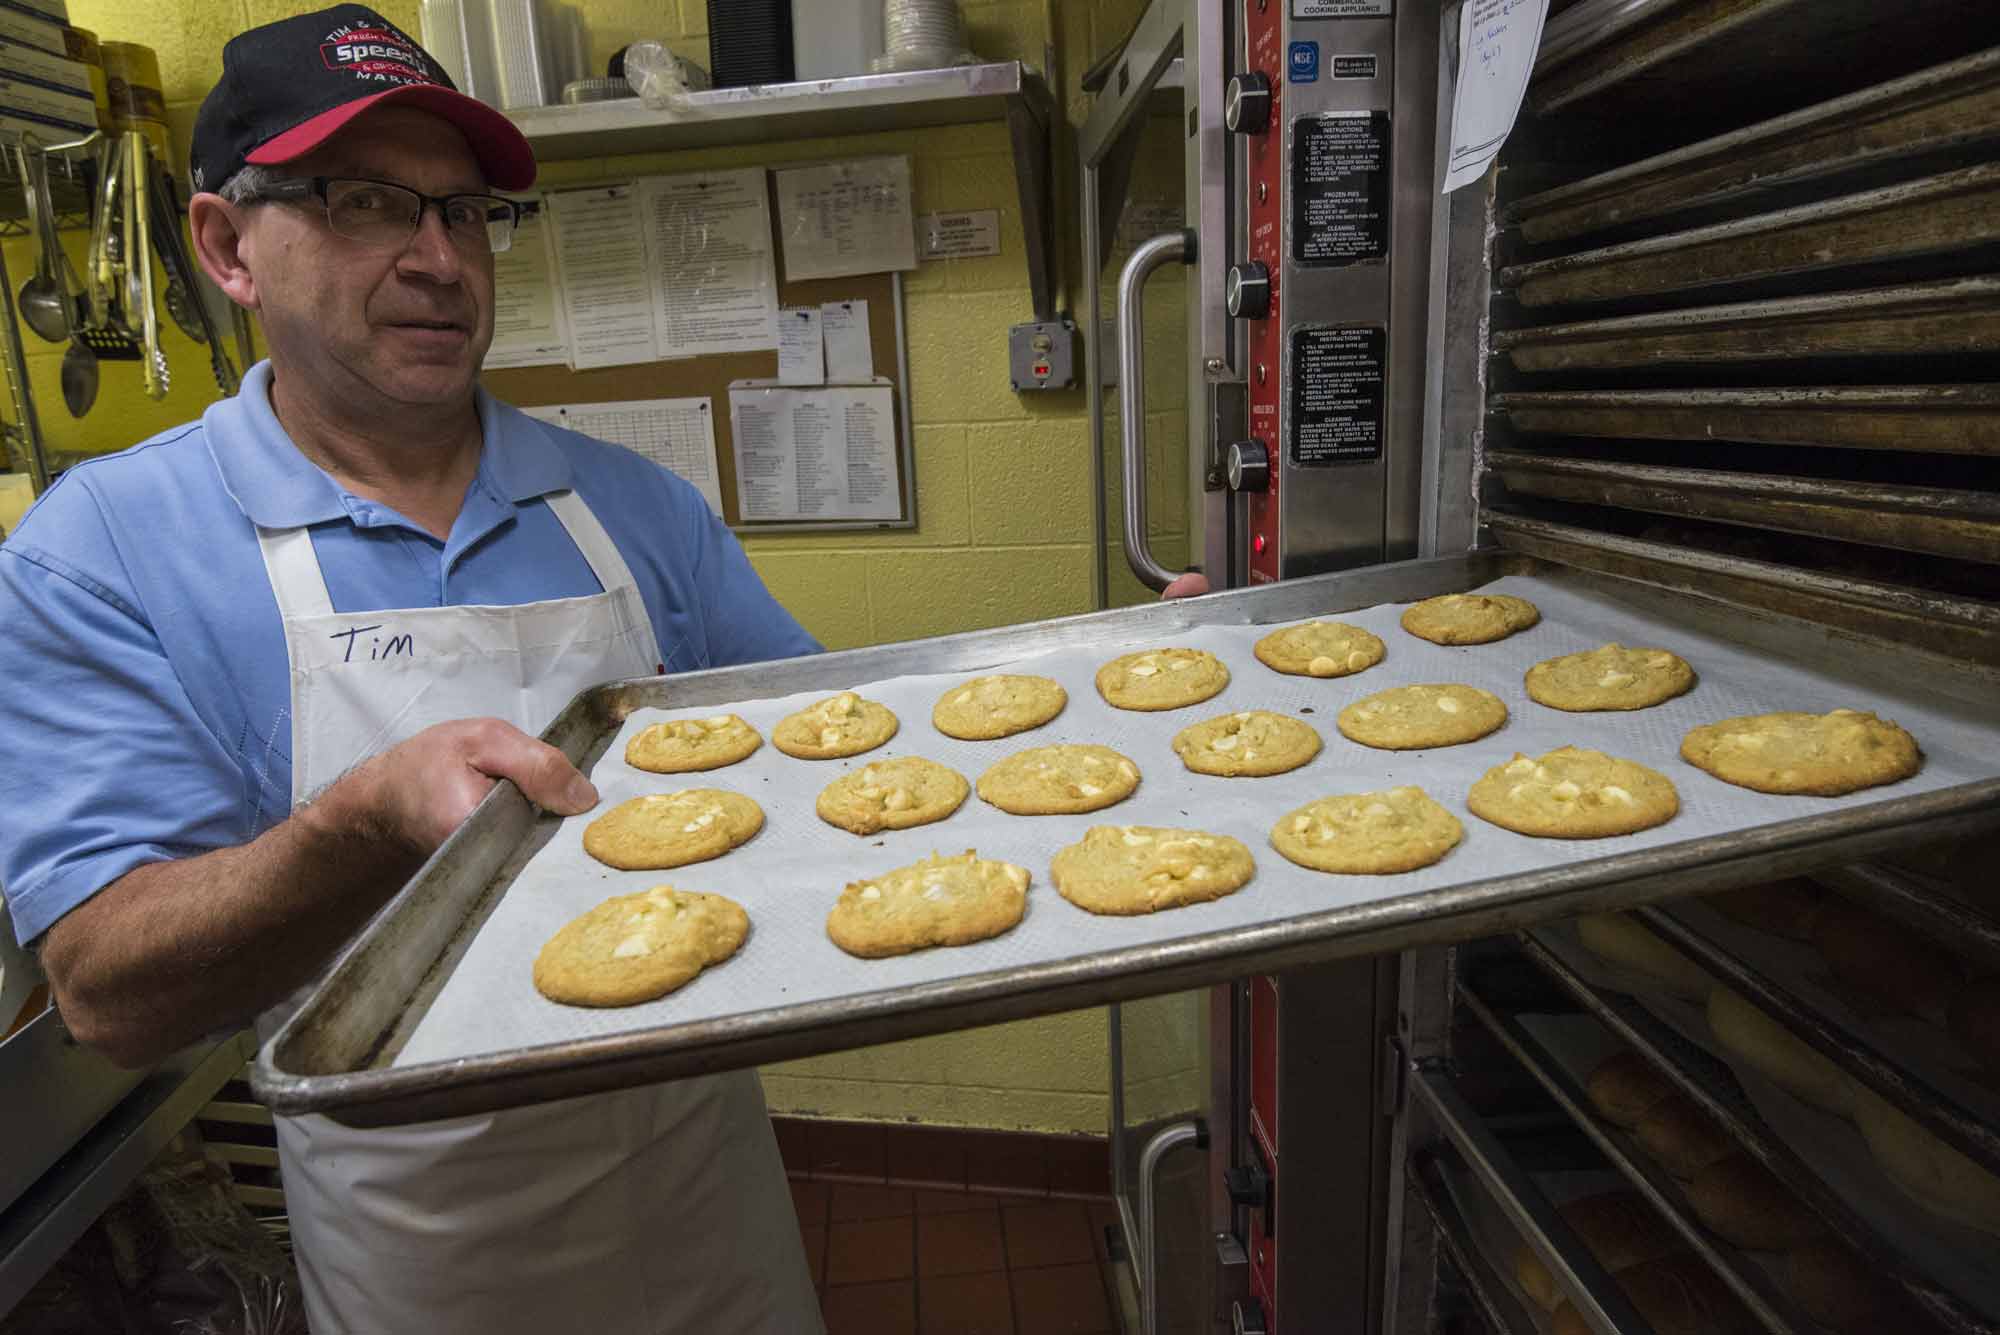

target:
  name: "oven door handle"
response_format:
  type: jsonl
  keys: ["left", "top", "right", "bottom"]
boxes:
{"left": 1117, "top": 229, "right": 1197, "bottom": 592}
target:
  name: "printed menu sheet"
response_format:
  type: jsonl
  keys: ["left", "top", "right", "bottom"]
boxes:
{"left": 524, "top": 398, "right": 725, "bottom": 518}
{"left": 727, "top": 381, "right": 900, "bottom": 521}
{"left": 774, "top": 156, "right": 917, "bottom": 282}
{"left": 542, "top": 168, "right": 780, "bottom": 369}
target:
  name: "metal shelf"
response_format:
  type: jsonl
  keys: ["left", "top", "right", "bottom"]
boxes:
{"left": 1457, "top": 975, "right": 1812, "bottom": 1335}
{"left": 1810, "top": 861, "right": 2000, "bottom": 976}
{"left": 1514, "top": 930, "right": 1993, "bottom": 1333}
{"left": 1408, "top": 1149, "right": 1538, "bottom": 1335}
{"left": 0, "top": 1032, "right": 252, "bottom": 1317}
{"left": 1636, "top": 902, "right": 2000, "bottom": 1178}
{"left": 506, "top": 61, "right": 1060, "bottom": 321}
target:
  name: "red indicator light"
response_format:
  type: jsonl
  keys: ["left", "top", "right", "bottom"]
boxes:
{"left": 1253, "top": 534, "right": 1268, "bottom": 554}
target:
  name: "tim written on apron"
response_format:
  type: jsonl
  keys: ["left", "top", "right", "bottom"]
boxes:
{"left": 253, "top": 488, "right": 821, "bottom": 1334}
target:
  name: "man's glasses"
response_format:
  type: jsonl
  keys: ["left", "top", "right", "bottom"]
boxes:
{"left": 244, "top": 176, "right": 521, "bottom": 254}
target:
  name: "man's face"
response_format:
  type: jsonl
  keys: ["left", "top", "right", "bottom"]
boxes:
{"left": 238, "top": 105, "right": 497, "bottom": 414}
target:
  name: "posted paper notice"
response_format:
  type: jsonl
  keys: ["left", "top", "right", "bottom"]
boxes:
{"left": 777, "top": 307, "right": 826, "bottom": 385}
{"left": 1442, "top": 0, "right": 1548, "bottom": 193}
{"left": 525, "top": 398, "right": 725, "bottom": 518}
{"left": 728, "top": 383, "right": 900, "bottom": 522}
{"left": 546, "top": 186, "right": 656, "bottom": 369}
{"left": 644, "top": 168, "right": 781, "bottom": 357}
{"left": 775, "top": 156, "right": 917, "bottom": 281}
{"left": 821, "top": 300, "right": 873, "bottom": 380}
{"left": 484, "top": 203, "right": 569, "bottom": 369}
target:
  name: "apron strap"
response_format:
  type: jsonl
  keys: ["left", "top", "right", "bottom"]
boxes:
{"left": 545, "top": 489, "right": 643, "bottom": 596}
{"left": 254, "top": 524, "right": 336, "bottom": 620}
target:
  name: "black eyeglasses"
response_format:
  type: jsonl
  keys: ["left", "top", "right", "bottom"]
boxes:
{"left": 244, "top": 176, "right": 522, "bottom": 254}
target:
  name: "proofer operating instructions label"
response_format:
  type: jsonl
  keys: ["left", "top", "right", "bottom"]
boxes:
{"left": 1291, "top": 111, "right": 1390, "bottom": 265}
{"left": 1289, "top": 326, "right": 1385, "bottom": 465}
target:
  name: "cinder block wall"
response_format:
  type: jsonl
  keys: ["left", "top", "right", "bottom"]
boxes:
{"left": 31, "top": 0, "right": 1201, "bottom": 1133}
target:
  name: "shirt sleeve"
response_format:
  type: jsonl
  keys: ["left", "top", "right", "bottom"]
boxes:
{"left": 0, "top": 501, "right": 247, "bottom": 946}
{"left": 686, "top": 501, "right": 822, "bottom": 668}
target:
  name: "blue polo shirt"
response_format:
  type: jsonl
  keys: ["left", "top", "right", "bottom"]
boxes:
{"left": 0, "top": 362, "right": 818, "bottom": 945}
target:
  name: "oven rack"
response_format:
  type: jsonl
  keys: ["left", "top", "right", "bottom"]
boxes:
{"left": 1455, "top": 974, "right": 1810, "bottom": 1335}
{"left": 1632, "top": 901, "right": 2000, "bottom": 1176}
{"left": 1511, "top": 929, "right": 1994, "bottom": 1333}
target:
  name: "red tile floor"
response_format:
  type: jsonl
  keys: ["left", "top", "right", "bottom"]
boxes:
{"left": 775, "top": 1118, "right": 1128, "bottom": 1335}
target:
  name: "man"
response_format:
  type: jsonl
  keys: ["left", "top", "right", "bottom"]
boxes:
{"left": 0, "top": 8, "right": 823, "bottom": 1331}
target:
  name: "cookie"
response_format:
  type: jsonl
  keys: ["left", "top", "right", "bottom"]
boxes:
{"left": 1337, "top": 684, "right": 1508, "bottom": 750}
{"left": 1051, "top": 825, "right": 1255, "bottom": 915}
{"left": 1095, "top": 648, "right": 1230, "bottom": 711}
{"left": 1468, "top": 748, "right": 1680, "bottom": 838}
{"left": 816, "top": 757, "right": 970, "bottom": 835}
{"left": 1526, "top": 643, "right": 1694, "bottom": 712}
{"left": 533, "top": 886, "right": 749, "bottom": 1007}
{"left": 1253, "top": 620, "right": 1386, "bottom": 679}
{"left": 625, "top": 713, "right": 763, "bottom": 773}
{"left": 1401, "top": 593, "right": 1540, "bottom": 645}
{"left": 582, "top": 789, "right": 765, "bottom": 870}
{"left": 1172, "top": 710, "right": 1322, "bottom": 777}
{"left": 977, "top": 744, "right": 1140, "bottom": 815}
{"left": 1681, "top": 709, "right": 1921, "bottom": 796}
{"left": 1270, "top": 787, "right": 1464, "bottom": 874}
{"left": 772, "top": 691, "right": 900, "bottom": 759}
{"left": 827, "top": 851, "right": 1030, "bottom": 958}
{"left": 932, "top": 673, "right": 1068, "bottom": 740}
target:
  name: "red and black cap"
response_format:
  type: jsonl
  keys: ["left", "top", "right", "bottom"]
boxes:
{"left": 190, "top": 4, "right": 535, "bottom": 194}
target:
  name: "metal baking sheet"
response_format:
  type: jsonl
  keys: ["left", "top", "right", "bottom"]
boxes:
{"left": 254, "top": 555, "right": 2000, "bottom": 1126}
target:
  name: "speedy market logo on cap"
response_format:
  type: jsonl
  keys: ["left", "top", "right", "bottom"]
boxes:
{"left": 319, "top": 20, "right": 438, "bottom": 86}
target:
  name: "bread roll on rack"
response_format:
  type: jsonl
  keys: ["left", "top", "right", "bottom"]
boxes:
{"left": 1707, "top": 984, "right": 1858, "bottom": 1118}
{"left": 1852, "top": 1088, "right": 2000, "bottom": 1237}
{"left": 1512, "top": 1189, "right": 1683, "bottom": 1310}
{"left": 1578, "top": 912, "right": 1715, "bottom": 1001}
{"left": 1549, "top": 1251, "right": 1761, "bottom": 1335}
{"left": 1686, "top": 1154, "right": 1824, "bottom": 1251}
{"left": 1634, "top": 1093, "right": 1737, "bottom": 1180}
{"left": 1586, "top": 1050, "right": 1679, "bottom": 1129}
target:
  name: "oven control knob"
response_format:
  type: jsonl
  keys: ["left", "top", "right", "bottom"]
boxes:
{"left": 1225, "top": 72, "right": 1272, "bottom": 134}
{"left": 1226, "top": 440, "right": 1271, "bottom": 494}
{"left": 1232, "top": 1298, "right": 1270, "bottom": 1335}
{"left": 1225, "top": 262, "right": 1271, "bottom": 320}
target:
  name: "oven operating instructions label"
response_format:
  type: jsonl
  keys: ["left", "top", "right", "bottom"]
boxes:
{"left": 1290, "top": 326, "right": 1385, "bottom": 466}
{"left": 1291, "top": 111, "right": 1390, "bottom": 266}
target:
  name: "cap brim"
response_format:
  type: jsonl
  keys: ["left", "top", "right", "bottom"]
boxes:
{"left": 245, "top": 84, "right": 536, "bottom": 191}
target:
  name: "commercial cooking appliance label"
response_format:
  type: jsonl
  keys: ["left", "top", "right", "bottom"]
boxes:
{"left": 1293, "top": 0, "right": 1393, "bottom": 16}
{"left": 1290, "top": 111, "right": 1390, "bottom": 265}
{"left": 1289, "top": 326, "right": 1385, "bottom": 465}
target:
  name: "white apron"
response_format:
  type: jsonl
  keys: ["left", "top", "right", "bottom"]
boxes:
{"left": 256, "top": 489, "right": 821, "bottom": 1335}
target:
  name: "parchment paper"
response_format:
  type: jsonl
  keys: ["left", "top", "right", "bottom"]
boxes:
{"left": 393, "top": 572, "right": 2000, "bottom": 1075}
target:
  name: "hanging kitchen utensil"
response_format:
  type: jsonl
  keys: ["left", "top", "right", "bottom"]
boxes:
{"left": 78, "top": 138, "right": 141, "bottom": 361}
{"left": 60, "top": 328, "right": 99, "bottom": 416}
{"left": 130, "top": 134, "right": 167, "bottom": 401}
{"left": 15, "top": 144, "right": 71, "bottom": 344}
{"left": 83, "top": 136, "right": 113, "bottom": 323}
{"left": 146, "top": 159, "right": 236, "bottom": 392}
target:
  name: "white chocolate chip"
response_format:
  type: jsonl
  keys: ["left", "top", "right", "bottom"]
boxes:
{"left": 1078, "top": 782, "right": 1104, "bottom": 797}
{"left": 1191, "top": 865, "right": 1211, "bottom": 878}
{"left": 819, "top": 727, "right": 842, "bottom": 747}
{"left": 1363, "top": 802, "right": 1393, "bottom": 818}
{"left": 1211, "top": 734, "right": 1240, "bottom": 752}
{"left": 1235, "top": 712, "right": 1255, "bottom": 721}
{"left": 1728, "top": 732, "right": 1766, "bottom": 750}
{"left": 922, "top": 884, "right": 948, "bottom": 901}
{"left": 860, "top": 885, "right": 881, "bottom": 900}
{"left": 1597, "top": 670, "right": 1635, "bottom": 688}
{"left": 1347, "top": 651, "right": 1371, "bottom": 668}
{"left": 884, "top": 788, "right": 914, "bottom": 811}
{"left": 1648, "top": 654, "right": 1673, "bottom": 667}
{"left": 612, "top": 933, "right": 654, "bottom": 959}
{"left": 1242, "top": 749, "right": 1258, "bottom": 761}
{"left": 1505, "top": 758, "right": 1535, "bottom": 777}
{"left": 1291, "top": 815, "right": 1312, "bottom": 833}
{"left": 1122, "top": 830, "right": 1153, "bottom": 846}
{"left": 1308, "top": 655, "right": 1338, "bottom": 676}
{"left": 1436, "top": 697, "right": 1461, "bottom": 714}
{"left": 1602, "top": 785, "right": 1635, "bottom": 805}
{"left": 1168, "top": 659, "right": 1194, "bottom": 671}
{"left": 953, "top": 690, "right": 973, "bottom": 704}
{"left": 703, "top": 715, "right": 733, "bottom": 728}
{"left": 1533, "top": 766, "right": 1553, "bottom": 781}
{"left": 1129, "top": 664, "right": 1159, "bottom": 678}
{"left": 1118, "top": 761, "right": 1137, "bottom": 779}
{"left": 1551, "top": 780, "right": 1581, "bottom": 801}
{"left": 1508, "top": 784, "right": 1528, "bottom": 801}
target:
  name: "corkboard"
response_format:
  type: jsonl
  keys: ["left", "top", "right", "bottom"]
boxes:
{"left": 481, "top": 269, "right": 911, "bottom": 531}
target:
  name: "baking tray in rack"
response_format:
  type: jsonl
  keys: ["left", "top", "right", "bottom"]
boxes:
{"left": 251, "top": 552, "right": 2000, "bottom": 1127}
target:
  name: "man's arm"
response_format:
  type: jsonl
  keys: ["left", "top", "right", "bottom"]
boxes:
{"left": 39, "top": 718, "right": 598, "bottom": 1068}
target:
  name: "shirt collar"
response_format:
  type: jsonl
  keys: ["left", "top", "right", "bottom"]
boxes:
{"left": 205, "top": 361, "right": 573, "bottom": 529}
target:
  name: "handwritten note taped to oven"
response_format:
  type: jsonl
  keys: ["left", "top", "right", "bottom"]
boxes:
{"left": 1442, "top": 0, "right": 1549, "bottom": 193}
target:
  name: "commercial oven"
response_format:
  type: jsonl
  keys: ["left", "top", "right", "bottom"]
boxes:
{"left": 1082, "top": 1, "right": 2000, "bottom": 1331}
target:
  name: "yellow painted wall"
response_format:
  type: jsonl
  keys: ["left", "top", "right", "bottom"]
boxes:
{"left": 19, "top": 0, "right": 1193, "bottom": 1133}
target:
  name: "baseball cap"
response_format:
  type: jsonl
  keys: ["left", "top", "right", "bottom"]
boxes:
{"left": 190, "top": 4, "right": 535, "bottom": 194}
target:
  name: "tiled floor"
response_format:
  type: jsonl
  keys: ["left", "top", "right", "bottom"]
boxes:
{"left": 775, "top": 1118, "right": 1124, "bottom": 1335}
{"left": 794, "top": 1180, "right": 1125, "bottom": 1335}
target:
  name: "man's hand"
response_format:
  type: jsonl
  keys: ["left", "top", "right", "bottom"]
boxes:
{"left": 1161, "top": 571, "right": 1212, "bottom": 600}
{"left": 316, "top": 718, "right": 600, "bottom": 853}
